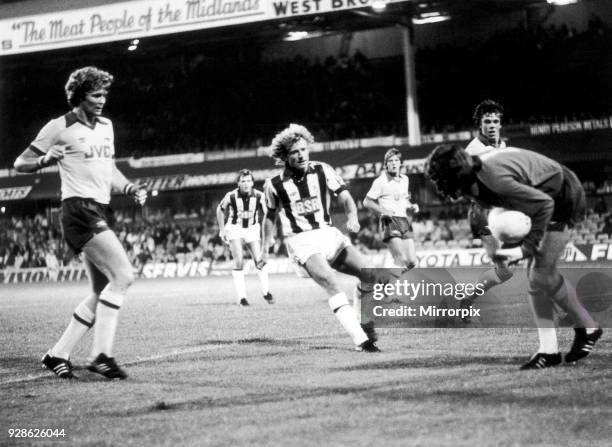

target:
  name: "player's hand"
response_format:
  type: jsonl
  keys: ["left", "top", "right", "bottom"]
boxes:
{"left": 39, "top": 145, "right": 66, "bottom": 167}
{"left": 125, "top": 183, "right": 147, "bottom": 206}
{"left": 219, "top": 229, "right": 228, "bottom": 244}
{"left": 409, "top": 203, "right": 420, "bottom": 214}
{"left": 346, "top": 216, "right": 360, "bottom": 233}
{"left": 492, "top": 246, "right": 525, "bottom": 263}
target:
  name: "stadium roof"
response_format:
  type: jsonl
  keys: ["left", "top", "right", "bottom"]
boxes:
{"left": 0, "top": 0, "right": 573, "bottom": 55}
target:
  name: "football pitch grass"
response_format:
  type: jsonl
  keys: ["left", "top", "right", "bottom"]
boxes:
{"left": 1, "top": 272, "right": 611, "bottom": 446}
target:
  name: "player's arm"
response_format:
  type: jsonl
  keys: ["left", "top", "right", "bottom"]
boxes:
{"left": 14, "top": 146, "right": 66, "bottom": 173}
{"left": 337, "top": 189, "right": 360, "bottom": 233}
{"left": 216, "top": 197, "right": 229, "bottom": 241}
{"left": 484, "top": 175, "right": 554, "bottom": 258}
{"left": 262, "top": 180, "right": 278, "bottom": 260}
{"left": 111, "top": 163, "right": 147, "bottom": 205}
{"left": 14, "top": 120, "right": 66, "bottom": 173}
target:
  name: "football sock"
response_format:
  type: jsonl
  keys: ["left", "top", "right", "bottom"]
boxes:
{"left": 528, "top": 289, "right": 558, "bottom": 354}
{"left": 91, "top": 287, "right": 124, "bottom": 358}
{"left": 329, "top": 292, "right": 368, "bottom": 345}
{"left": 550, "top": 276, "right": 597, "bottom": 329}
{"left": 50, "top": 296, "right": 96, "bottom": 359}
{"left": 232, "top": 269, "right": 247, "bottom": 300}
{"left": 537, "top": 327, "right": 559, "bottom": 354}
{"left": 353, "top": 284, "right": 373, "bottom": 324}
{"left": 476, "top": 263, "right": 513, "bottom": 293}
{"left": 256, "top": 263, "right": 270, "bottom": 295}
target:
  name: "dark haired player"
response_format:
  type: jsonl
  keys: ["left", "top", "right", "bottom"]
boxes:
{"left": 14, "top": 66, "right": 146, "bottom": 379}
{"left": 217, "top": 169, "right": 273, "bottom": 306}
{"left": 425, "top": 144, "right": 602, "bottom": 369}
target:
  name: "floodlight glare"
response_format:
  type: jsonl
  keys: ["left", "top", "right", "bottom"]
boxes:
{"left": 547, "top": 0, "right": 578, "bottom": 5}
{"left": 372, "top": 0, "right": 387, "bottom": 11}
{"left": 412, "top": 11, "right": 451, "bottom": 25}
{"left": 285, "top": 31, "right": 310, "bottom": 41}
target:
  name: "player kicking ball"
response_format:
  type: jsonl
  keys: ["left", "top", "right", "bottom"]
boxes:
{"left": 217, "top": 169, "right": 274, "bottom": 306}
{"left": 425, "top": 144, "right": 603, "bottom": 370}
{"left": 262, "top": 124, "right": 380, "bottom": 352}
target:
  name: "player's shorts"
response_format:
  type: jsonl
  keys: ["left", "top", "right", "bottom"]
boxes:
{"left": 286, "top": 226, "right": 351, "bottom": 266}
{"left": 225, "top": 223, "right": 261, "bottom": 244}
{"left": 381, "top": 216, "right": 413, "bottom": 242}
{"left": 468, "top": 202, "right": 493, "bottom": 238}
{"left": 61, "top": 197, "right": 115, "bottom": 253}
{"left": 548, "top": 166, "right": 586, "bottom": 231}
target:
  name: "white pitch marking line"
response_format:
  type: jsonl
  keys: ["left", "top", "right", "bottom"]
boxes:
{"left": 0, "top": 332, "right": 346, "bottom": 385}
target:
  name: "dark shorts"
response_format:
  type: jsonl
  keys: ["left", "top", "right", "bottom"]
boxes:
{"left": 381, "top": 216, "right": 413, "bottom": 242}
{"left": 549, "top": 166, "right": 586, "bottom": 231}
{"left": 61, "top": 198, "right": 115, "bottom": 253}
{"left": 468, "top": 202, "right": 492, "bottom": 238}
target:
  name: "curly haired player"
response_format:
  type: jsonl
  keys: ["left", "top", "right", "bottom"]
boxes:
{"left": 14, "top": 66, "right": 147, "bottom": 379}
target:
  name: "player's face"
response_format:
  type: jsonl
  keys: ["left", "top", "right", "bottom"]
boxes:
{"left": 237, "top": 175, "right": 254, "bottom": 194}
{"left": 386, "top": 155, "right": 401, "bottom": 176}
{"left": 479, "top": 112, "right": 501, "bottom": 142}
{"left": 286, "top": 138, "right": 309, "bottom": 171}
{"left": 80, "top": 88, "right": 108, "bottom": 117}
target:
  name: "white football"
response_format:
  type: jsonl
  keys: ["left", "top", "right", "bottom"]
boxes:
{"left": 487, "top": 207, "right": 532, "bottom": 244}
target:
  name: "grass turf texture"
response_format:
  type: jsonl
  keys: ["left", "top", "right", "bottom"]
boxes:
{"left": 1, "top": 273, "right": 611, "bottom": 446}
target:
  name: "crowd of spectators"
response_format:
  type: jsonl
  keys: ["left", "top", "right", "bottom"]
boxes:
{"left": 3, "top": 197, "right": 611, "bottom": 273}
{"left": 2, "top": 20, "right": 610, "bottom": 168}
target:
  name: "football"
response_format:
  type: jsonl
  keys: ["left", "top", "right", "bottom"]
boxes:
{"left": 487, "top": 207, "right": 532, "bottom": 244}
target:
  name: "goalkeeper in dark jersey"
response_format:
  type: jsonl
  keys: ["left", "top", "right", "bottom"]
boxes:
{"left": 425, "top": 144, "right": 602, "bottom": 370}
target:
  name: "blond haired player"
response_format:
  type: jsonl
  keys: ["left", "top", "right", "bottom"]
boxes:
{"left": 363, "top": 148, "right": 419, "bottom": 270}
{"left": 262, "top": 124, "right": 380, "bottom": 352}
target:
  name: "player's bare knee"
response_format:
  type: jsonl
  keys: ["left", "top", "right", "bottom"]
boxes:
{"left": 233, "top": 259, "right": 244, "bottom": 270}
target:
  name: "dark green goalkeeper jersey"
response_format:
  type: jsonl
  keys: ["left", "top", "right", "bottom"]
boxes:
{"left": 467, "top": 147, "right": 585, "bottom": 255}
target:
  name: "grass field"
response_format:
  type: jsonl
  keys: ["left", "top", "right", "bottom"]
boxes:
{"left": 1, "top": 272, "right": 611, "bottom": 446}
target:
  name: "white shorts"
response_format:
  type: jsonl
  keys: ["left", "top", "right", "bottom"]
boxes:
{"left": 286, "top": 226, "right": 351, "bottom": 267}
{"left": 225, "top": 223, "right": 261, "bottom": 244}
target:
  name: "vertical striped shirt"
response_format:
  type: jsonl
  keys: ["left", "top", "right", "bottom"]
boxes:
{"left": 219, "top": 188, "right": 266, "bottom": 228}
{"left": 264, "top": 161, "right": 347, "bottom": 236}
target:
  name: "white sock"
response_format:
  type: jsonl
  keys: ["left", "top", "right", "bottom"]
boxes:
{"left": 51, "top": 298, "right": 95, "bottom": 359}
{"left": 232, "top": 269, "right": 247, "bottom": 300}
{"left": 537, "top": 327, "right": 559, "bottom": 354}
{"left": 256, "top": 264, "right": 270, "bottom": 295}
{"left": 329, "top": 293, "right": 368, "bottom": 346}
{"left": 91, "top": 288, "right": 124, "bottom": 358}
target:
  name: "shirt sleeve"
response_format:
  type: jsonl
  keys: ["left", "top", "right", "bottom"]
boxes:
{"left": 263, "top": 179, "right": 278, "bottom": 210}
{"left": 29, "top": 118, "right": 64, "bottom": 155}
{"left": 365, "top": 177, "right": 382, "bottom": 200}
{"left": 218, "top": 191, "right": 231, "bottom": 210}
{"left": 321, "top": 162, "right": 346, "bottom": 195}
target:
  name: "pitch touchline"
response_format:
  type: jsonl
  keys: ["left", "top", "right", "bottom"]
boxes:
{"left": 0, "top": 332, "right": 346, "bottom": 385}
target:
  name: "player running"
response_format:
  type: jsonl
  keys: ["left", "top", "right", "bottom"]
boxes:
{"left": 363, "top": 148, "right": 419, "bottom": 270}
{"left": 425, "top": 144, "right": 603, "bottom": 370}
{"left": 217, "top": 169, "right": 274, "bottom": 306}
{"left": 13, "top": 67, "right": 146, "bottom": 380}
{"left": 262, "top": 124, "right": 380, "bottom": 352}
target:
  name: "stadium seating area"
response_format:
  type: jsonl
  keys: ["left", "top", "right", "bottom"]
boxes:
{"left": 3, "top": 203, "right": 611, "bottom": 271}
{"left": 1, "top": 20, "right": 610, "bottom": 168}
